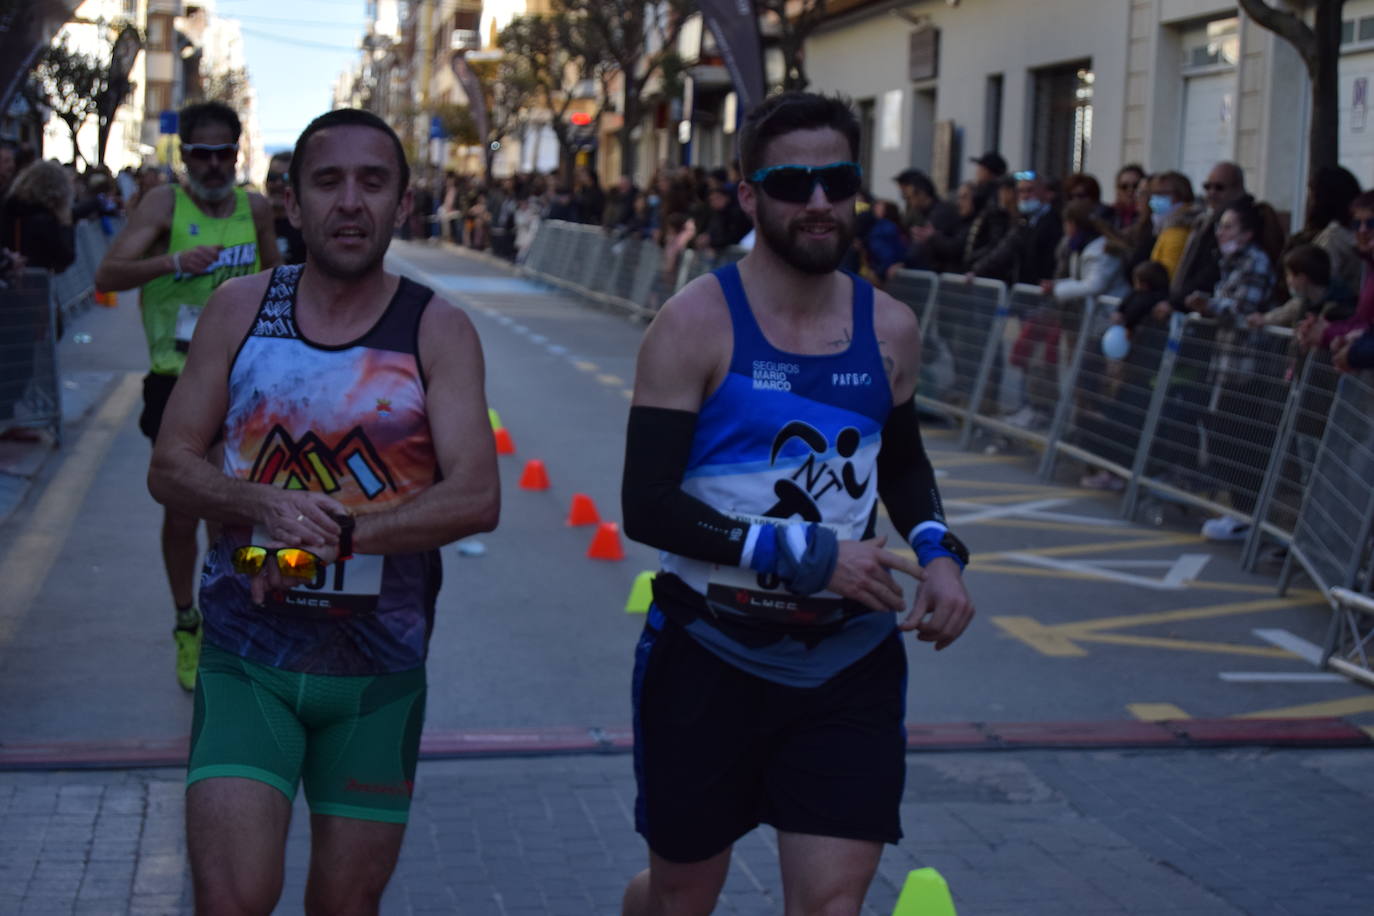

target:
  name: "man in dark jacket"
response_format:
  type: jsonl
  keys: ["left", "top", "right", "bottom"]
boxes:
{"left": 893, "top": 169, "right": 960, "bottom": 272}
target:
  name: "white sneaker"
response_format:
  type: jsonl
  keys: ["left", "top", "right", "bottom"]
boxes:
{"left": 1201, "top": 514, "right": 1250, "bottom": 541}
{"left": 1080, "top": 470, "right": 1125, "bottom": 491}
{"left": 1003, "top": 405, "right": 1038, "bottom": 428}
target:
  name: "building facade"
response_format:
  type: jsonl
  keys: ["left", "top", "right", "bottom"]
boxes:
{"left": 806, "top": 0, "right": 1374, "bottom": 220}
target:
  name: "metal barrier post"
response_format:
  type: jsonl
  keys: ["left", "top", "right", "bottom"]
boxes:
{"left": 957, "top": 281, "right": 1010, "bottom": 450}
{"left": 1240, "top": 348, "right": 1310, "bottom": 570}
{"left": 1324, "top": 587, "right": 1374, "bottom": 687}
{"left": 1121, "top": 312, "right": 1187, "bottom": 519}
{"left": 0, "top": 269, "right": 61, "bottom": 443}
{"left": 1037, "top": 296, "right": 1101, "bottom": 480}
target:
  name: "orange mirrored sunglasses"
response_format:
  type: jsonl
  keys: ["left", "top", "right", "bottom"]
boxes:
{"left": 231, "top": 545, "right": 323, "bottom": 580}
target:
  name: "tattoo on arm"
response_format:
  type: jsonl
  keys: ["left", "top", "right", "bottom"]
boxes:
{"left": 827, "top": 327, "right": 853, "bottom": 349}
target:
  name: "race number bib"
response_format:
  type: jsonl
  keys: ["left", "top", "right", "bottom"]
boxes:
{"left": 174, "top": 303, "right": 203, "bottom": 353}
{"left": 704, "top": 514, "right": 848, "bottom": 626}
{"left": 249, "top": 525, "right": 386, "bottom": 617}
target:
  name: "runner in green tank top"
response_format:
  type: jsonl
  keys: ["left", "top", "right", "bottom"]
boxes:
{"left": 95, "top": 101, "right": 279, "bottom": 692}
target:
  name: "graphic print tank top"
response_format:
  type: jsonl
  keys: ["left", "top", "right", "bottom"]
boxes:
{"left": 657, "top": 263, "right": 897, "bottom": 687}
{"left": 199, "top": 264, "right": 442, "bottom": 675}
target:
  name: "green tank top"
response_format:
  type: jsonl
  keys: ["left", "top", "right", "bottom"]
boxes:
{"left": 141, "top": 186, "right": 261, "bottom": 376}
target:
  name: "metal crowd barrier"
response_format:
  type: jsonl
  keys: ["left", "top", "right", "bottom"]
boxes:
{"left": 0, "top": 269, "right": 62, "bottom": 442}
{"left": 1325, "top": 587, "right": 1374, "bottom": 688}
{"left": 518, "top": 219, "right": 745, "bottom": 320}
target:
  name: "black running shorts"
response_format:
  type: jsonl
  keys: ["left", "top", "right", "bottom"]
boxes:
{"left": 139, "top": 371, "right": 178, "bottom": 442}
{"left": 631, "top": 606, "right": 908, "bottom": 864}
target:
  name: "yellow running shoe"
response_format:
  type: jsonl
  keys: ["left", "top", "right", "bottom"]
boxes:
{"left": 174, "top": 611, "right": 202, "bottom": 691}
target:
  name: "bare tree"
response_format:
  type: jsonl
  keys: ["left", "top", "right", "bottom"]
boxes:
{"left": 500, "top": 13, "right": 614, "bottom": 180}
{"left": 192, "top": 66, "right": 250, "bottom": 109}
{"left": 469, "top": 54, "right": 539, "bottom": 180}
{"left": 757, "top": 0, "right": 828, "bottom": 91}
{"left": 560, "top": 0, "right": 694, "bottom": 179}
{"left": 20, "top": 35, "right": 103, "bottom": 166}
{"left": 1236, "top": 0, "right": 1344, "bottom": 182}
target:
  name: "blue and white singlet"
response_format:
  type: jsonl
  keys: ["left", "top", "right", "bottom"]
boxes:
{"left": 656, "top": 262, "right": 898, "bottom": 688}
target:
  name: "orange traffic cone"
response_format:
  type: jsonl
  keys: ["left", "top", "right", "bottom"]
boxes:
{"left": 494, "top": 427, "right": 516, "bottom": 455}
{"left": 566, "top": 493, "right": 600, "bottom": 526}
{"left": 519, "top": 459, "right": 550, "bottom": 490}
{"left": 587, "top": 522, "right": 625, "bottom": 561}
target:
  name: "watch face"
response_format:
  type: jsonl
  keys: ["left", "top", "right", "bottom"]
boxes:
{"left": 940, "top": 531, "right": 969, "bottom": 565}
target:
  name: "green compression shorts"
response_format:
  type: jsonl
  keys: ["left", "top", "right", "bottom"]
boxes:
{"left": 188, "top": 643, "right": 427, "bottom": 824}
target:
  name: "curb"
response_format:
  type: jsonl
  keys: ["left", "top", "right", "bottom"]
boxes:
{"left": 2, "top": 718, "right": 1368, "bottom": 772}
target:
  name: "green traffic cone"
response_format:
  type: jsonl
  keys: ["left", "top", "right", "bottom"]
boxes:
{"left": 893, "top": 868, "right": 956, "bottom": 916}
{"left": 625, "top": 571, "right": 654, "bottom": 613}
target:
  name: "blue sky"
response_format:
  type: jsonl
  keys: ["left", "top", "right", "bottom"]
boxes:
{"left": 214, "top": 0, "right": 370, "bottom": 152}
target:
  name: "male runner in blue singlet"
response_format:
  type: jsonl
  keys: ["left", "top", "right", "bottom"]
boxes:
{"left": 620, "top": 92, "right": 975, "bottom": 915}
{"left": 148, "top": 109, "right": 499, "bottom": 914}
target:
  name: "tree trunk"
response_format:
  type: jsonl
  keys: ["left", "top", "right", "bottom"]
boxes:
{"left": 619, "top": 92, "right": 641, "bottom": 181}
{"left": 1306, "top": 0, "right": 1343, "bottom": 179}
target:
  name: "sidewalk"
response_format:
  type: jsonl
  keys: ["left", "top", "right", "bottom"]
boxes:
{"left": 3, "top": 746, "right": 1372, "bottom": 915}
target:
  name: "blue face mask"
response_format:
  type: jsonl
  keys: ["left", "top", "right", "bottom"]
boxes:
{"left": 1018, "top": 198, "right": 1041, "bottom": 215}
{"left": 1149, "top": 194, "right": 1174, "bottom": 216}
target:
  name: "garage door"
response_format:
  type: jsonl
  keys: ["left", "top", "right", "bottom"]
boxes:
{"left": 1180, "top": 70, "right": 1236, "bottom": 193}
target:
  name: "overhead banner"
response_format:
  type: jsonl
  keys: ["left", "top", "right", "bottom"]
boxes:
{"left": 696, "top": 0, "right": 765, "bottom": 115}
{"left": 96, "top": 24, "right": 143, "bottom": 164}
{"left": 449, "top": 52, "right": 488, "bottom": 151}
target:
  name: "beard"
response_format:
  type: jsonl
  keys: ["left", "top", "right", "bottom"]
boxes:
{"left": 754, "top": 196, "right": 855, "bottom": 275}
{"left": 184, "top": 170, "right": 234, "bottom": 203}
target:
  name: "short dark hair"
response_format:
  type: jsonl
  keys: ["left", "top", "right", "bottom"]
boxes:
{"left": 895, "top": 168, "right": 936, "bottom": 198}
{"left": 1222, "top": 195, "right": 1261, "bottom": 236}
{"left": 1283, "top": 244, "right": 1332, "bottom": 287}
{"left": 290, "top": 108, "right": 410, "bottom": 199}
{"left": 1132, "top": 259, "right": 1169, "bottom": 291}
{"left": 738, "top": 92, "right": 861, "bottom": 178}
{"left": 179, "top": 101, "right": 241, "bottom": 143}
{"left": 1352, "top": 189, "right": 1374, "bottom": 214}
{"left": 1156, "top": 170, "right": 1194, "bottom": 204}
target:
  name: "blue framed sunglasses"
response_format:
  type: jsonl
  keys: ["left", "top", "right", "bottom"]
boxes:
{"left": 747, "top": 161, "right": 863, "bottom": 203}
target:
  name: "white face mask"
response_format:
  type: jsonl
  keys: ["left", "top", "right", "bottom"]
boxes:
{"left": 1018, "top": 198, "right": 1041, "bottom": 216}
{"left": 1218, "top": 239, "right": 1242, "bottom": 257}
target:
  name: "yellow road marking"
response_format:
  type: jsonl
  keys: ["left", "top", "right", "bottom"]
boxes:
{"left": 596, "top": 373, "right": 625, "bottom": 386}
{"left": 1060, "top": 597, "right": 1315, "bottom": 634}
{"left": 946, "top": 489, "right": 1095, "bottom": 505}
{"left": 991, "top": 617, "right": 1088, "bottom": 656}
{"left": 981, "top": 533, "right": 1203, "bottom": 561}
{"left": 1238, "top": 695, "right": 1374, "bottom": 719}
{"left": 1127, "top": 703, "right": 1191, "bottom": 721}
{"left": 0, "top": 373, "right": 141, "bottom": 646}
{"left": 938, "top": 477, "right": 1095, "bottom": 493}
{"left": 573, "top": 360, "right": 599, "bottom": 372}
{"left": 930, "top": 454, "right": 1023, "bottom": 467}
{"left": 1070, "top": 632, "right": 1294, "bottom": 657}
{"left": 967, "top": 519, "right": 1161, "bottom": 535}
{"left": 1363, "top": 726, "right": 1374, "bottom": 738}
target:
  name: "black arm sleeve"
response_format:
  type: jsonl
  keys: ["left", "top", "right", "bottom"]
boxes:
{"left": 876, "top": 399, "right": 946, "bottom": 541}
{"left": 621, "top": 406, "right": 752, "bottom": 565}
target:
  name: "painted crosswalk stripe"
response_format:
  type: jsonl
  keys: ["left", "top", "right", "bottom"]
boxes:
{"left": 1252, "top": 628, "right": 1324, "bottom": 666}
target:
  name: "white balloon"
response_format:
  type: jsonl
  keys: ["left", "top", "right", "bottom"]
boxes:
{"left": 1101, "top": 325, "right": 1130, "bottom": 360}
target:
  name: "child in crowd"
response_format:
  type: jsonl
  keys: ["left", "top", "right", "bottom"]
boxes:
{"left": 1115, "top": 259, "right": 1171, "bottom": 331}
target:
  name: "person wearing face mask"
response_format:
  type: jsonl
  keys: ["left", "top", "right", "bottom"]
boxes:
{"left": 1182, "top": 196, "right": 1275, "bottom": 320}
{"left": 1146, "top": 171, "right": 1199, "bottom": 280}
{"left": 965, "top": 171, "right": 1063, "bottom": 285}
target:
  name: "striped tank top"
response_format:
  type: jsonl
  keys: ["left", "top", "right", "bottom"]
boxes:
{"left": 656, "top": 263, "right": 897, "bottom": 687}
{"left": 199, "top": 264, "right": 442, "bottom": 675}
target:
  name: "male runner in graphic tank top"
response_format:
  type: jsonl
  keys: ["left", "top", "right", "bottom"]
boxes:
{"left": 620, "top": 92, "right": 975, "bottom": 915}
{"left": 96, "top": 101, "right": 280, "bottom": 691}
{"left": 148, "top": 108, "right": 499, "bottom": 914}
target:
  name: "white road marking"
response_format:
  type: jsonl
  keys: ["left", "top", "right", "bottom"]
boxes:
{"left": 945, "top": 498, "right": 1130, "bottom": 527}
{"left": 547, "top": 345, "right": 568, "bottom": 356}
{"left": 1000, "top": 551, "right": 1211, "bottom": 590}
{"left": 1218, "top": 672, "right": 1345, "bottom": 683}
{"left": 511, "top": 324, "right": 528, "bottom": 334}
{"left": 529, "top": 334, "right": 548, "bottom": 344}
{"left": 1253, "top": 628, "right": 1325, "bottom": 666}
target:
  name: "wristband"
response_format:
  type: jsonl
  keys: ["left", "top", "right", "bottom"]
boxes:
{"left": 331, "top": 513, "right": 355, "bottom": 561}
{"left": 910, "top": 522, "right": 968, "bottom": 572}
{"left": 775, "top": 523, "right": 839, "bottom": 595}
{"left": 745, "top": 522, "right": 777, "bottom": 573}
{"left": 171, "top": 250, "right": 183, "bottom": 279}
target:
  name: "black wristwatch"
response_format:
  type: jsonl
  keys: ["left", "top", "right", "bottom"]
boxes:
{"left": 941, "top": 530, "right": 970, "bottom": 567}
{"left": 333, "top": 513, "right": 355, "bottom": 561}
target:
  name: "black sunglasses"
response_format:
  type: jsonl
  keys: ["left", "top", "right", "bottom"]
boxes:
{"left": 266, "top": 171, "right": 287, "bottom": 184}
{"left": 748, "top": 161, "right": 863, "bottom": 204}
{"left": 1202, "top": 182, "right": 1229, "bottom": 192}
{"left": 1355, "top": 218, "right": 1374, "bottom": 232}
{"left": 183, "top": 142, "right": 238, "bottom": 163}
